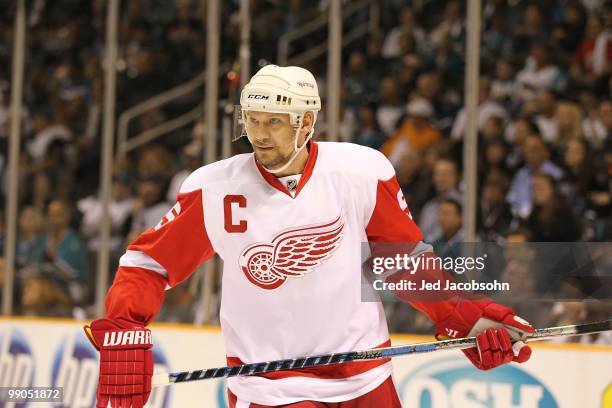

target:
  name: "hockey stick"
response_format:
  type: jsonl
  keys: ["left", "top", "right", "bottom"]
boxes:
{"left": 152, "top": 319, "right": 611, "bottom": 387}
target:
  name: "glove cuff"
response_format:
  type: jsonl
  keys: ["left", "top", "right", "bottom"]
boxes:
{"left": 435, "top": 301, "right": 514, "bottom": 339}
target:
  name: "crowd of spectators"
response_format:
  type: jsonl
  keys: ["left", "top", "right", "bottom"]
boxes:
{"left": 0, "top": 0, "right": 610, "bottom": 340}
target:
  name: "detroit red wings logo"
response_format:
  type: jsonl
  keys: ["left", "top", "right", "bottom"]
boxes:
{"left": 239, "top": 216, "right": 344, "bottom": 289}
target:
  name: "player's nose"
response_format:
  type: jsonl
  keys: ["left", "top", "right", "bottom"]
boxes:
{"left": 250, "top": 130, "right": 272, "bottom": 144}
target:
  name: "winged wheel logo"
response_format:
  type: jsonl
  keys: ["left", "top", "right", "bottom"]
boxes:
{"left": 239, "top": 216, "right": 344, "bottom": 289}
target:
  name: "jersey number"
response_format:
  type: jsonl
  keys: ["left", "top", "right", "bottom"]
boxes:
{"left": 224, "top": 195, "right": 247, "bottom": 233}
{"left": 397, "top": 190, "right": 413, "bottom": 219}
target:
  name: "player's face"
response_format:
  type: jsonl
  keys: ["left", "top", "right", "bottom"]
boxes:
{"left": 244, "top": 111, "right": 299, "bottom": 169}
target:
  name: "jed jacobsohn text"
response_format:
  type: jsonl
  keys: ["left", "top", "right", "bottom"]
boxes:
{"left": 371, "top": 253, "right": 487, "bottom": 275}
{"left": 373, "top": 279, "right": 510, "bottom": 292}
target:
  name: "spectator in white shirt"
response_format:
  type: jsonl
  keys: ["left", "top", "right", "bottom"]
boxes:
{"left": 582, "top": 99, "right": 611, "bottom": 150}
{"left": 166, "top": 141, "right": 203, "bottom": 203}
{"left": 376, "top": 76, "right": 405, "bottom": 136}
{"left": 516, "top": 42, "right": 566, "bottom": 102}
{"left": 78, "top": 173, "right": 136, "bottom": 253}
{"left": 382, "top": 7, "right": 428, "bottom": 59}
{"left": 491, "top": 58, "right": 516, "bottom": 107}
{"left": 430, "top": 1, "right": 464, "bottom": 54}
{"left": 127, "top": 174, "right": 172, "bottom": 243}
{"left": 451, "top": 76, "right": 508, "bottom": 141}
{"left": 533, "top": 89, "right": 559, "bottom": 144}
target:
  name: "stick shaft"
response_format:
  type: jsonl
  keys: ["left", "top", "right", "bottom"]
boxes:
{"left": 152, "top": 319, "right": 611, "bottom": 387}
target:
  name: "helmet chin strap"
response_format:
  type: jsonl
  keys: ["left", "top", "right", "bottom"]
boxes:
{"left": 250, "top": 120, "right": 314, "bottom": 175}
{"left": 264, "top": 129, "right": 312, "bottom": 175}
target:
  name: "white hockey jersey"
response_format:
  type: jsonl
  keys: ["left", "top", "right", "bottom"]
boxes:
{"left": 107, "top": 141, "right": 450, "bottom": 405}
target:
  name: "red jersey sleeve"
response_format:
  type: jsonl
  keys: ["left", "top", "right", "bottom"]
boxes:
{"left": 365, "top": 176, "right": 422, "bottom": 242}
{"left": 365, "top": 175, "right": 457, "bottom": 324}
{"left": 106, "top": 188, "right": 215, "bottom": 325}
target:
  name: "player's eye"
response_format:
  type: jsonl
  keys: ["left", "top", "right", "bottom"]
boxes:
{"left": 269, "top": 118, "right": 281, "bottom": 125}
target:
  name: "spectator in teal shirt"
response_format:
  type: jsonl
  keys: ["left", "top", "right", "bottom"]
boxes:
{"left": 16, "top": 206, "right": 45, "bottom": 268}
{"left": 39, "top": 200, "right": 88, "bottom": 302}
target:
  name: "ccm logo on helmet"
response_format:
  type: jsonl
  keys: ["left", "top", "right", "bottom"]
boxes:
{"left": 248, "top": 94, "right": 269, "bottom": 100}
{"left": 103, "top": 330, "right": 152, "bottom": 347}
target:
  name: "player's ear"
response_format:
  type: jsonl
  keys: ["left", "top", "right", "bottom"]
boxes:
{"left": 300, "top": 111, "right": 314, "bottom": 133}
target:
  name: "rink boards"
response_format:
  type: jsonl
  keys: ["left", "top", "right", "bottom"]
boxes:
{"left": 0, "top": 317, "right": 610, "bottom": 408}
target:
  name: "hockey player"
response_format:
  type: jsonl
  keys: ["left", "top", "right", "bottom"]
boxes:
{"left": 84, "top": 65, "right": 534, "bottom": 407}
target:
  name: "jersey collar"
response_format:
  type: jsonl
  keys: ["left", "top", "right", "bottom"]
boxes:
{"left": 254, "top": 140, "right": 318, "bottom": 199}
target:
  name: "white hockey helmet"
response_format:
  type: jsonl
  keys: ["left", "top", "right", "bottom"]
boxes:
{"left": 239, "top": 65, "right": 321, "bottom": 127}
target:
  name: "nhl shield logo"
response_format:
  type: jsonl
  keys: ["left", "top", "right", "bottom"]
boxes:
{"left": 286, "top": 178, "right": 298, "bottom": 192}
{"left": 239, "top": 216, "right": 344, "bottom": 289}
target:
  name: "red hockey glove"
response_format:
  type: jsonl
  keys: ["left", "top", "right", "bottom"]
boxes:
{"left": 84, "top": 318, "right": 153, "bottom": 408}
{"left": 435, "top": 302, "right": 534, "bottom": 370}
